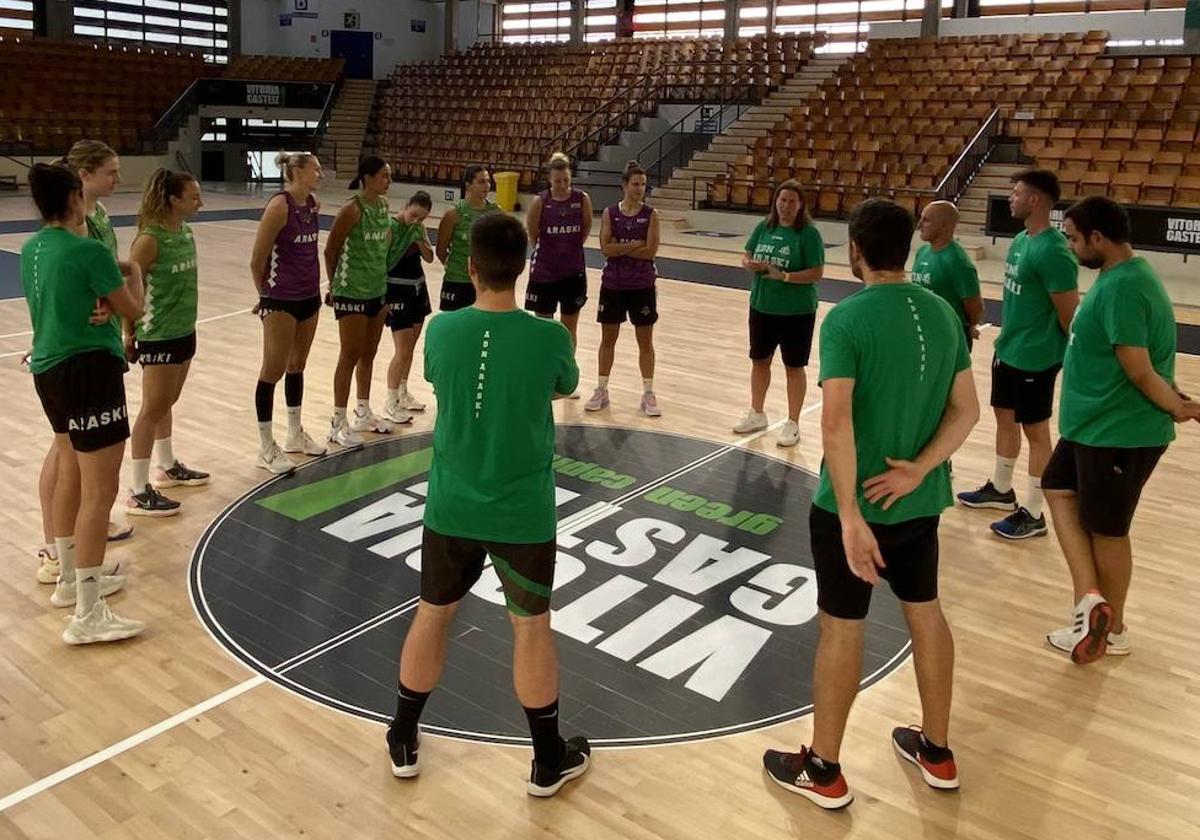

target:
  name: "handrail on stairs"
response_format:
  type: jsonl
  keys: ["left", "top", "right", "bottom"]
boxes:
{"left": 935, "top": 107, "right": 1002, "bottom": 202}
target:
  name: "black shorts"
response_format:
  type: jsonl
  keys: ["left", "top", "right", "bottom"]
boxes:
{"left": 748, "top": 308, "right": 816, "bottom": 368}
{"left": 990, "top": 355, "right": 1061, "bottom": 425}
{"left": 440, "top": 280, "right": 476, "bottom": 312}
{"left": 332, "top": 295, "right": 385, "bottom": 320}
{"left": 1041, "top": 438, "right": 1166, "bottom": 538}
{"left": 810, "top": 505, "right": 940, "bottom": 620}
{"left": 526, "top": 273, "right": 588, "bottom": 317}
{"left": 386, "top": 282, "right": 432, "bottom": 331}
{"left": 421, "top": 527, "right": 556, "bottom": 616}
{"left": 137, "top": 331, "right": 196, "bottom": 366}
{"left": 33, "top": 350, "right": 130, "bottom": 452}
{"left": 598, "top": 286, "right": 657, "bottom": 326}
{"left": 259, "top": 295, "right": 321, "bottom": 322}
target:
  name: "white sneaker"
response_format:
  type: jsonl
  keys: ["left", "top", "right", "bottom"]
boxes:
{"left": 732, "top": 409, "right": 768, "bottom": 434}
{"left": 584, "top": 387, "right": 609, "bottom": 412}
{"left": 62, "top": 598, "right": 145, "bottom": 645}
{"left": 1047, "top": 592, "right": 1114, "bottom": 664}
{"left": 383, "top": 400, "right": 415, "bottom": 425}
{"left": 640, "top": 391, "right": 662, "bottom": 418}
{"left": 1106, "top": 628, "right": 1131, "bottom": 656}
{"left": 777, "top": 420, "right": 800, "bottom": 448}
{"left": 37, "top": 549, "right": 60, "bottom": 584}
{"left": 283, "top": 429, "right": 328, "bottom": 456}
{"left": 50, "top": 574, "right": 127, "bottom": 608}
{"left": 257, "top": 442, "right": 295, "bottom": 475}
{"left": 397, "top": 391, "right": 426, "bottom": 412}
{"left": 329, "top": 418, "right": 365, "bottom": 448}
{"left": 351, "top": 406, "right": 397, "bottom": 434}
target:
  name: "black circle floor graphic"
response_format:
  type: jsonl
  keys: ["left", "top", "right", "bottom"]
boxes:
{"left": 190, "top": 425, "right": 911, "bottom": 747}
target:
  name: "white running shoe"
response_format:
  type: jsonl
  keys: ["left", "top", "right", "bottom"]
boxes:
{"left": 640, "top": 391, "right": 663, "bottom": 418}
{"left": 733, "top": 409, "right": 768, "bottom": 434}
{"left": 1046, "top": 592, "right": 1114, "bottom": 664}
{"left": 1049, "top": 625, "right": 1131, "bottom": 657}
{"left": 777, "top": 420, "right": 801, "bottom": 448}
{"left": 329, "top": 418, "right": 365, "bottom": 448}
{"left": 397, "top": 391, "right": 426, "bottom": 412}
{"left": 62, "top": 599, "right": 145, "bottom": 645}
{"left": 584, "top": 387, "right": 609, "bottom": 412}
{"left": 257, "top": 442, "right": 295, "bottom": 475}
{"left": 1106, "top": 628, "right": 1131, "bottom": 656}
{"left": 383, "top": 400, "right": 415, "bottom": 426}
{"left": 283, "top": 429, "right": 328, "bottom": 456}
{"left": 351, "top": 406, "right": 398, "bottom": 434}
{"left": 50, "top": 574, "right": 127, "bottom": 608}
{"left": 37, "top": 549, "right": 60, "bottom": 585}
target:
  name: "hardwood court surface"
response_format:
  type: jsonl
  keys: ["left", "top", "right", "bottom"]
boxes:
{"left": 0, "top": 187, "right": 1198, "bottom": 840}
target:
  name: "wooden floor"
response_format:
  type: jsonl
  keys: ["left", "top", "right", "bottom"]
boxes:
{"left": 1, "top": 188, "right": 1198, "bottom": 840}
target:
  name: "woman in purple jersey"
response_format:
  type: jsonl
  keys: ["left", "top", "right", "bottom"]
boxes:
{"left": 584, "top": 161, "right": 662, "bottom": 417}
{"left": 249, "top": 151, "right": 328, "bottom": 474}
{"left": 525, "top": 152, "right": 593, "bottom": 355}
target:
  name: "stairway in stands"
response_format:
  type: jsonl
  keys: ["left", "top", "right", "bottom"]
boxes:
{"left": 318, "top": 79, "right": 377, "bottom": 181}
{"left": 651, "top": 55, "right": 848, "bottom": 217}
{"left": 955, "top": 161, "right": 1024, "bottom": 234}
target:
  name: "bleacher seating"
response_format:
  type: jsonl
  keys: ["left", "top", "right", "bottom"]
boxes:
{"left": 0, "top": 35, "right": 203, "bottom": 154}
{"left": 378, "top": 34, "right": 819, "bottom": 190}
{"left": 223, "top": 55, "right": 344, "bottom": 84}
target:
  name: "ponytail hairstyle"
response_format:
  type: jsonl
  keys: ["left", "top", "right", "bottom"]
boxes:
{"left": 276, "top": 150, "right": 315, "bottom": 184}
{"left": 621, "top": 160, "right": 647, "bottom": 184}
{"left": 137, "top": 168, "right": 197, "bottom": 230}
{"left": 407, "top": 190, "right": 433, "bottom": 210}
{"left": 63, "top": 139, "right": 117, "bottom": 174}
{"left": 348, "top": 156, "right": 388, "bottom": 190}
{"left": 28, "top": 163, "right": 83, "bottom": 223}
{"left": 547, "top": 152, "right": 571, "bottom": 174}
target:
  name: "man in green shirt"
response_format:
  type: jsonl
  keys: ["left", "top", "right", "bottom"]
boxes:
{"left": 763, "top": 199, "right": 979, "bottom": 810}
{"left": 913, "top": 201, "right": 983, "bottom": 350}
{"left": 958, "top": 170, "right": 1079, "bottom": 541}
{"left": 1043, "top": 197, "right": 1199, "bottom": 664}
{"left": 387, "top": 213, "right": 590, "bottom": 797}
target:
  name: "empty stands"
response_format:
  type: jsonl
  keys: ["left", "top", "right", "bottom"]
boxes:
{"left": 223, "top": 55, "right": 345, "bottom": 84}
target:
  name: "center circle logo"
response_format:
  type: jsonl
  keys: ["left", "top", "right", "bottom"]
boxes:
{"left": 190, "top": 425, "right": 911, "bottom": 746}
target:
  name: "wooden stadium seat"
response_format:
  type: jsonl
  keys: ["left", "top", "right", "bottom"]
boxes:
{"left": 1140, "top": 174, "right": 1175, "bottom": 205}
{"left": 1174, "top": 176, "right": 1200, "bottom": 208}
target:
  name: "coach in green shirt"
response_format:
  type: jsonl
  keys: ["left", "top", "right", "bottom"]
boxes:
{"left": 1043, "top": 196, "right": 1198, "bottom": 665}
{"left": 913, "top": 200, "right": 982, "bottom": 349}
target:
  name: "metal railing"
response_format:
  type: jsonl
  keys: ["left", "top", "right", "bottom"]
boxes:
{"left": 934, "top": 107, "right": 1002, "bottom": 202}
{"left": 543, "top": 72, "right": 660, "bottom": 162}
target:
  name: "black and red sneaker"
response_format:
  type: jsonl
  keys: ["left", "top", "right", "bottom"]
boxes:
{"left": 762, "top": 746, "right": 853, "bottom": 809}
{"left": 892, "top": 726, "right": 959, "bottom": 790}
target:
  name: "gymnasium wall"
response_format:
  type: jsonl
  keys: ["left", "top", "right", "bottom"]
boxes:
{"left": 871, "top": 10, "right": 1186, "bottom": 42}
{"left": 0, "top": 156, "right": 173, "bottom": 190}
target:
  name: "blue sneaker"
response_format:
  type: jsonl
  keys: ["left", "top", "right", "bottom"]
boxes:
{"left": 990, "top": 507, "right": 1047, "bottom": 540}
{"left": 957, "top": 480, "right": 1017, "bottom": 511}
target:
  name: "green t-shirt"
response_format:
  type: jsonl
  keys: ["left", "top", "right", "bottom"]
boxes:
{"left": 911, "top": 240, "right": 980, "bottom": 329}
{"left": 332, "top": 194, "right": 391, "bottom": 300}
{"left": 995, "top": 227, "right": 1079, "bottom": 371}
{"left": 814, "top": 283, "right": 972, "bottom": 525}
{"left": 86, "top": 202, "right": 122, "bottom": 347}
{"left": 423, "top": 308, "right": 579, "bottom": 543}
{"left": 136, "top": 222, "right": 199, "bottom": 342}
{"left": 444, "top": 199, "right": 497, "bottom": 284}
{"left": 744, "top": 220, "right": 824, "bottom": 315}
{"left": 386, "top": 216, "right": 427, "bottom": 279}
{"left": 21, "top": 227, "right": 124, "bottom": 374}
{"left": 1059, "top": 257, "right": 1177, "bottom": 448}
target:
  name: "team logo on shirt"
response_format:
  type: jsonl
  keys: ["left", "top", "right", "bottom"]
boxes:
{"left": 190, "top": 427, "right": 911, "bottom": 746}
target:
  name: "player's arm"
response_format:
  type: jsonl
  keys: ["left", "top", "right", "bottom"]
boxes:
{"left": 822, "top": 378, "right": 885, "bottom": 585}
{"left": 767, "top": 263, "right": 823, "bottom": 285}
{"left": 742, "top": 251, "right": 771, "bottom": 273}
{"left": 250, "top": 195, "right": 288, "bottom": 294}
{"left": 1116, "top": 346, "right": 1200, "bottom": 423}
{"left": 599, "top": 210, "right": 638, "bottom": 257}
{"left": 525, "top": 195, "right": 543, "bottom": 248}
{"left": 580, "top": 192, "right": 594, "bottom": 242}
{"left": 436, "top": 207, "right": 457, "bottom": 264}
{"left": 124, "top": 233, "right": 158, "bottom": 346}
{"left": 962, "top": 295, "right": 984, "bottom": 332}
{"left": 1051, "top": 289, "right": 1079, "bottom": 334}
{"left": 324, "top": 200, "right": 359, "bottom": 282}
{"left": 628, "top": 210, "right": 660, "bottom": 260}
{"left": 416, "top": 226, "right": 434, "bottom": 263}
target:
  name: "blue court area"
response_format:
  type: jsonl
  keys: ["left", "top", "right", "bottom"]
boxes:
{"left": 0, "top": 250, "right": 20, "bottom": 301}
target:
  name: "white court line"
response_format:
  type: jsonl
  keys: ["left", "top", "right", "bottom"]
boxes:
{"left": 0, "top": 306, "right": 254, "bottom": 355}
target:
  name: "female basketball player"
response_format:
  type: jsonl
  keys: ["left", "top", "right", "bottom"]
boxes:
{"left": 324, "top": 156, "right": 397, "bottom": 446}
{"left": 382, "top": 191, "right": 434, "bottom": 421}
{"left": 250, "top": 151, "right": 327, "bottom": 473}
{"left": 733, "top": 180, "right": 824, "bottom": 447}
{"left": 437, "top": 164, "right": 496, "bottom": 311}
{"left": 23, "top": 162, "right": 144, "bottom": 643}
{"left": 525, "top": 152, "right": 592, "bottom": 352}
{"left": 35, "top": 140, "right": 131, "bottom": 585}
{"left": 125, "top": 168, "right": 207, "bottom": 516}
{"left": 585, "top": 161, "right": 662, "bottom": 417}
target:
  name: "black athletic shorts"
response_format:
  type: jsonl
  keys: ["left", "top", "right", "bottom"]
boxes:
{"left": 332, "top": 295, "right": 385, "bottom": 320}
{"left": 259, "top": 294, "right": 321, "bottom": 322}
{"left": 421, "top": 527, "right": 556, "bottom": 616}
{"left": 749, "top": 308, "right": 816, "bottom": 368}
{"left": 34, "top": 350, "right": 130, "bottom": 452}
{"left": 990, "top": 355, "right": 1061, "bottom": 425}
{"left": 810, "top": 505, "right": 940, "bottom": 620}
{"left": 526, "top": 273, "right": 588, "bottom": 317}
{"left": 137, "top": 331, "right": 197, "bottom": 366}
{"left": 1041, "top": 438, "right": 1166, "bottom": 538}
{"left": 440, "top": 280, "right": 476, "bottom": 312}
{"left": 386, "top": 282, "right": 432, "bottom": 331}
{"left": 598, "top": 286, "right": 657, "bottom": 326}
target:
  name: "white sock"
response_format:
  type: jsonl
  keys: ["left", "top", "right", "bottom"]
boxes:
{"left": 597, "top": 375, "right": 609, "bottom": 389}
{"left": 43, "top": 542, "right": 58, "bottom": 559}
{"left": 257, "top": 421, "right": 274, "bottom": 452}
{"left": 333, "top": 406, "right": 347, "bottom": 424}
{"left": 399, "top": 380, "right": 408, "bottom": 394}
{"left": 643, "top": 378, "right": 654, "bottom": 394}
{"left": 1026, "top": 476, "right": 1044, "bottom": 518}
{"left": 55, "top": 536, "right": 76, "bottom": 584}
{"left": 153, "top": 437, "right": 174, "bottom": 470}
{"left": 993, "top": 456, "right": 1016, "bottom": 493}
{"left": 356, "top": 399, "right": 370, "bottom": 415}
{"left": 286, "top": 406, "right": 302, "bottom": 437}
{"left": 75, "top": 566, "right": 100, "bottom": 617}
{"left": 386, "top": 387, "right": 400, "bottom": 405}
{"left": 132, "top": 458, "right": 151, "bottom": 492}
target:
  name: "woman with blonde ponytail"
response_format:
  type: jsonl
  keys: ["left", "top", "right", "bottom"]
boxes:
{"left": 124, "top": 168, "right": 206, "bottom": 516}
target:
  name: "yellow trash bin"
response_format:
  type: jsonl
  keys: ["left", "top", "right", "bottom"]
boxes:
{"left": 494, "top": 170, "right": 519, "bottom": 212}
